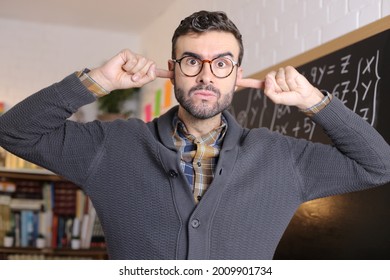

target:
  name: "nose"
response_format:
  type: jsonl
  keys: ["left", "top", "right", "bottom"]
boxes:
{"left": 196, "top": 61, "right": 214, "bottom": 85}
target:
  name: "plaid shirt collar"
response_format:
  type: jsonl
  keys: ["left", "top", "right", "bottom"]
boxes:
{"left": 172, "top": 113, "right": 227, "bottom": 203}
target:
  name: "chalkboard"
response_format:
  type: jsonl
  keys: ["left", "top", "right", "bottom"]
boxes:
{"left": 229, "top": 17, "right": 390, "bottom": 259}
{"left": 229, "top": 26, "right": 389, "bottom": 144}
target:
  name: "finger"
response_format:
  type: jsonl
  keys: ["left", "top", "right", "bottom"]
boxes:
{"left": 120, "top": 50, "right": 154, "bottom": 80}
{"left": 287, "top": 66, "right": 311, "bottom": 91}
{"left": 236, "top": 78, "right": 264, "bottom": 89}
{"left": 120, "top": 49, "right": 138, "bottom": 72}
{"left": 156, "top": 68, "right": 174, "bottom": 79}
{"left": 131, "top": 60, "right": 155, "bottom": 82}
{"left": 263, "top": 75, "right": 288, "bottom": 105}
{"left": 129, "top": 56, "right": 150, "bottom": 74}
{"left": 263, "top": 75, "right": 276, "bottom": 97}
{"left": 131, "top": 64, "right": 157, "bottom": 86}
{"left": 131, "top": 58, "right": 153, "bottom": 77}
{"left": 264, "top": 71, "right": 280, "bottom": 94}
{"left": 275, "top": 68, "right": 290, "bottom": 92}
{"left": 284, "top": 66, "right": 299, "bottom": 90}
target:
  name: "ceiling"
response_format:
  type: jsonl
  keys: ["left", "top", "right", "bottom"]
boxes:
{"left": 0, "top": 0, "right": 176, "bottom": 34}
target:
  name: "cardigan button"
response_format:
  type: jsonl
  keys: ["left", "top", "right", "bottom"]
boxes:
{"left": 191, "top": 219, "right": 200, "bottom": 228}
{"left": 169, "top": 170, "right": 178, "bottom": 178}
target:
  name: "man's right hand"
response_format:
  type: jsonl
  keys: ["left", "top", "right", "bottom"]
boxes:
{"left": 88, "top": 49, "right": 172, "bottom": 93}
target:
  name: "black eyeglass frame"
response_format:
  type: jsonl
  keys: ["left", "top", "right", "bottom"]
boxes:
{"left": 171, "top": 55, "right": 239, "bottom": 78}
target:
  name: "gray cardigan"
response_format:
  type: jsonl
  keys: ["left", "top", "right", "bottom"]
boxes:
{"left": 1, "top": 73, "right": 390, "bottom": 259}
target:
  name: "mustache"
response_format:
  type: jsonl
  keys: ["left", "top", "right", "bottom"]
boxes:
{"left": 189, "top": 84, "right": 221, "bottom": 97}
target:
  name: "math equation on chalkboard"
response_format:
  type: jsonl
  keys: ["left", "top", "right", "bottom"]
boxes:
{"left": 229, "top": 29, "right": 389, "bottom": 144}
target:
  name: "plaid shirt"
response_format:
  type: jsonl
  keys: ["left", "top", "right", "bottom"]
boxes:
{"left": 172, "top": 114, "right": 227, "bottom": 203}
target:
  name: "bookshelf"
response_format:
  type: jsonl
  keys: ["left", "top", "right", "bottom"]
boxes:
{"left": 0, "top": 166, "right": 107, "bottom": 260}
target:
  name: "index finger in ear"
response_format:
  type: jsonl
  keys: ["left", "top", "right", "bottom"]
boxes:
{"left": 156, "top": 68, "right": 174, "bottom": 79}
{"left": 236, "top": 78, "right": 264, "bottom": 89}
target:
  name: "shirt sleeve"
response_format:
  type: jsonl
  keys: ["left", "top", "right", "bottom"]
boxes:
{"left": 76, "top": 68, "right": 109, "bottom": 97}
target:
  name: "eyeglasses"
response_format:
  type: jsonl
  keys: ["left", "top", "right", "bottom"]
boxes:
{"left": 172, "top": 55, "right": 239, "bottom": 78}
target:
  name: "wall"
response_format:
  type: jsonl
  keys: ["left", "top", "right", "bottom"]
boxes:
{"left": 139, "top": 0, "right": 390, "bottom": 120}
{"left": 1, "top": 1, "right": 388, "bottom": 121}
{"left": 0, "top": 18, "right": 139, "bottom": 121}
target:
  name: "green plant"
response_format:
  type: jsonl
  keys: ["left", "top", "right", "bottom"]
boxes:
{"left": 98, "top": 88, "right": 138, "bottom": 114}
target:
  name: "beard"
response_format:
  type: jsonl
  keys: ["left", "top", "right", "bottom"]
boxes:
{"left": 174, "top": 83, "right": 234, "bottom": 120}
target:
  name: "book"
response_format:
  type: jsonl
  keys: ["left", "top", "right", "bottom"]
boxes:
{"left": 41, "top": 183, "right": 53, "bottom": 247}
{"left": 4, "top": 152, "right": 41, "bottom": 169}
{"left": 20, "top": 210, "right": 28, "bottom": 247}
{"left": 9, "top": 198, "right": 43, "bottom": 211}
{"left": 0, "top": 180, "right": 16, "bottom": 193}
{"left": 80, "top": 198, "right": 96, "bottom": 249}
{"left": 75, "top": 189, "right": 86, "bottom": 220}
{"left": 53, "top": 182, "right": 77, "bottom": 216}
{"left": 90, "top": 215, "right": 105, "bottom": 248}
{"left": 0, "top": 194, "right": 12, "bottom": 246}
{"left": 12, "top": 181, "right": 42, "bottom": 200}
{"left": 51, "top": 214, "right": 58, "bottom": 248}
{"left": 13, "top": 212, "right": 20, "bottom": 247}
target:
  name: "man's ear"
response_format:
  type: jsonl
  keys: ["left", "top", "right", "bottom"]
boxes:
{"left": 168, "top": 60, "right": 175, "bottom": 84}
{"left": 235, "top": 66, "right": 244, "bottom": 91}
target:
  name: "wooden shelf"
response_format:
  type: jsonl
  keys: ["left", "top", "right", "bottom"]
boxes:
{"left": 0, "top": 246, "right": 107, "bottom": 260}
{"left": 0, "top": 168, "right": 64, "bottom": 181}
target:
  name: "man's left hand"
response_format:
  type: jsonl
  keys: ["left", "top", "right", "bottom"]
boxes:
{"left": 264, "top": 66, "right": 323, "bottom": 110}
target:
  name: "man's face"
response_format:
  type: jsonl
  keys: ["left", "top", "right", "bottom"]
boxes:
{"left": 170, "top": 31, "right": 242, "bottom": 120}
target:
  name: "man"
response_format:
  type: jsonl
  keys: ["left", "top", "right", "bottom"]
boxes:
{"left": 0, "top": 11, "right": 389, "bottom": 259}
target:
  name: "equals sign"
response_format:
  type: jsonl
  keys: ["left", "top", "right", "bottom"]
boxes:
{"left": 327, "top": 65, "right": 335, "bottom": 74}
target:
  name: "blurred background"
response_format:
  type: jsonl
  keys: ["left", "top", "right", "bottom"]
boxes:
{"left": 0, "top": 0, "right": 389, "bottom": 259}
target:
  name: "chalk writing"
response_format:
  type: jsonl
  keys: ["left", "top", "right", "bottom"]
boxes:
{"left": 229, "top": 30, "right": 387, "bottom": 143}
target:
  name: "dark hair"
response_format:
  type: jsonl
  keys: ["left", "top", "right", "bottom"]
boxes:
{"left": 172, "top": 10, "right": 244, "bottom": 65}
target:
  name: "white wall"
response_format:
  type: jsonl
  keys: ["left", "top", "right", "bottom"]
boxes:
{"left": 1, "top": 0, "right": 388, "bottom": 120}
{"left": 139, "top": 0, "right": 390, "bottom": 120}
{"left": 0, "top": 18, "right": 139, "bottom": 120}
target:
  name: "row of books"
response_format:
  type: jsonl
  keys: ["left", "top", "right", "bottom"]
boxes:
{"left": 0, "top": 179, "right": 105, "bottom": 250}
{"left": 6, "top": 254, "right": 94, "bottom": 260}
{"left": 0, "top": 148, "right": 42, "bottom": 170}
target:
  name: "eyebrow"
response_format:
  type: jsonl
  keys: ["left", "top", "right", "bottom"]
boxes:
{"left": 181, "top": 51, "right": 235, "bottom": 60}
